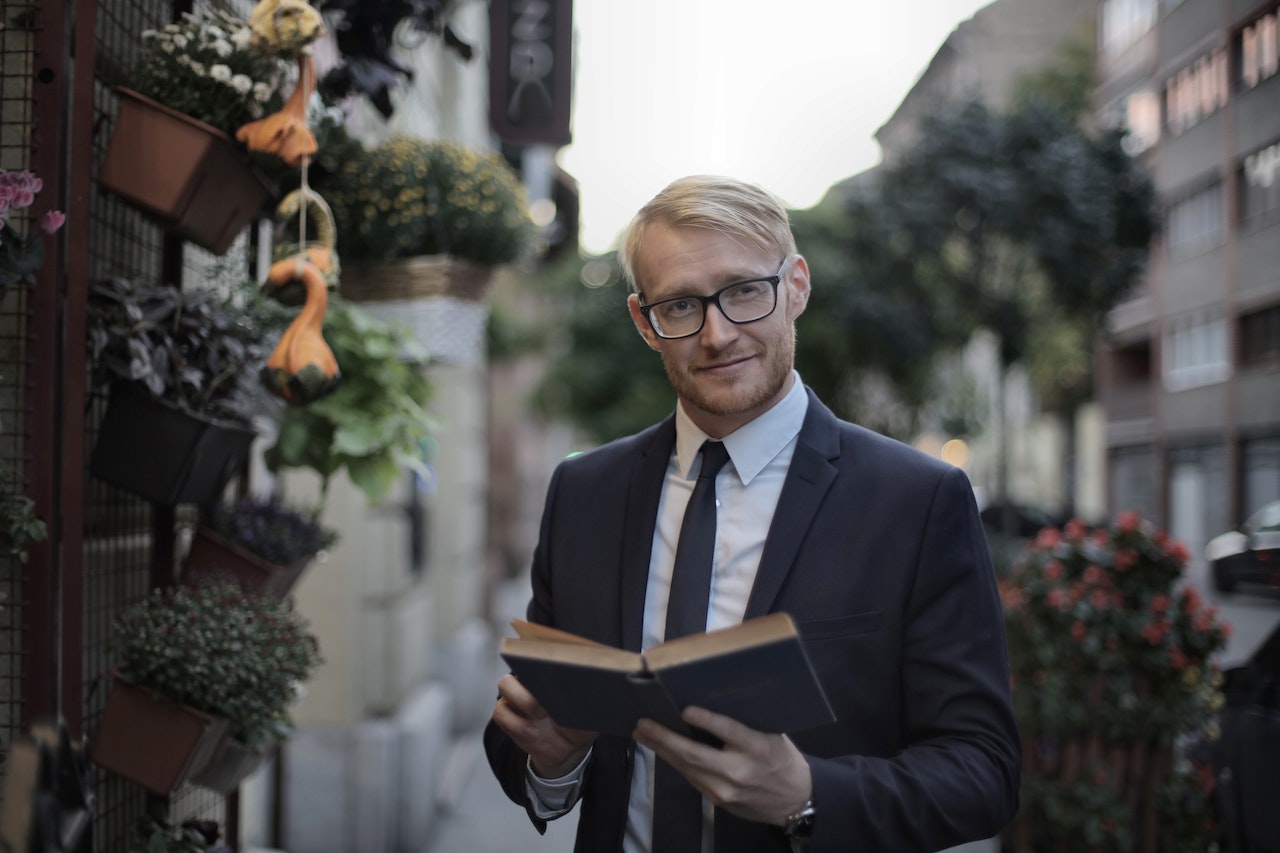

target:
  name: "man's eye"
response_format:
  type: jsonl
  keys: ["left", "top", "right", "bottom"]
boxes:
{"left": 660, "top": 299, "right": 698, "bottom": 317}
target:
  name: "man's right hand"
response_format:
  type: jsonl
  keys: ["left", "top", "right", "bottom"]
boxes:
{"left": 493, "top": 673, "right": 596, "bottom": 777}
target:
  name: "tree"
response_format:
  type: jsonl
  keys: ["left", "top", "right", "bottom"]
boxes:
{"left": 864, "top": 95, "right": 1157, "bottom": 519}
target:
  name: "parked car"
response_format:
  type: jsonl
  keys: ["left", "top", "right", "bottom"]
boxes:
{"left": 1205, "top": 501, "right": 1280, "bottom": 593}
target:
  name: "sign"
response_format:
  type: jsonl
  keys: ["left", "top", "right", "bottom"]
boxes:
{"left": 489, "top": 0, "right": 573, "bottom": 146}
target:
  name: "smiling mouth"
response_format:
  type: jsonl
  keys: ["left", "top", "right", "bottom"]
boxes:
{"left": 697, "top": 354, "right": 755, "bottom": 373}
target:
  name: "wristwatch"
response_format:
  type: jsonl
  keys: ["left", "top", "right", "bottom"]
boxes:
{"left": 784, "top": 798, "right": 816, "bottom": 839}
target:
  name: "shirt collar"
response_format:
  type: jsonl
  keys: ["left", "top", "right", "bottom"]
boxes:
{"left": 674, "top": 371, "right": 809, "bottom": 485}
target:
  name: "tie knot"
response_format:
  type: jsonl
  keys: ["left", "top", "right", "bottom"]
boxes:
{"left": 697, "top": 441, "right": 730, "bottom": 480}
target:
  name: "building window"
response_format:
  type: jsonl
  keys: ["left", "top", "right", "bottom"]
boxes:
{"left": 1100, "top": 0, "right": 1157, "bottom": 55}
{"left": 1240, "top": 304, "right": 1280, "bottom": 367}
{"left": 1241, "top": 140, "right": 1280, "bottom": 227}
{"left": 1165, "top": 48, "right": 1229, "bottom": 135}
{"left": 1165, "top": 309, "right": 1230, "bottom": 391}
{"left": 1166, "top": 182, "right": 1224, "bottom": 257}
{"left": 1243, "top": 436, "right": 1280, "bottom": 516}
{"left": 1242, "top": 10, "right": 1280, "bottom": 90}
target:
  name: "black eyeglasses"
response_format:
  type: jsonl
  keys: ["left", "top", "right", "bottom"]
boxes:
{"left": 638, "top": 260, "right": 787, "bottom": 340}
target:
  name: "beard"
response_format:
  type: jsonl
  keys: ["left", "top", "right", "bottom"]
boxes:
{"left": 661, "top": 322, "right": 797, "bottom": 418}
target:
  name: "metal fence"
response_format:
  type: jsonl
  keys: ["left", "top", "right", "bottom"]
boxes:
{"left": 1, "top": 0, "right": 259, "bottom": 847}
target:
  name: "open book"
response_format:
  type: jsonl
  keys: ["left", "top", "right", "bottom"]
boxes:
{"left": 500, "top": 612, "right": 835, "bottom": 739}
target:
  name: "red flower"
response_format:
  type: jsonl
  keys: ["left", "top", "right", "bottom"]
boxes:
{"left": 1035, "top": 528, "right": 1062, "bottom": 550}
{"left": 1064, "top": 518, "right": 1086, "bottom": 541}
{"left": 1044, "top": 559, "right": 1064, "bottom": 580}
{"left": 1116, "top": 510, "right": 1141, "bottom": 533}
{"left": 1151, "top": 593, "right": 1170, "bottom": 614}
{"left": 1071, "top": 620, "right": 1087, "bottom": 643}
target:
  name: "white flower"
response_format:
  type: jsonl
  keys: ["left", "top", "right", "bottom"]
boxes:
{"left": 188, "top": 61, "right": 205, "bottom": 78}
{"left": 141, "top": 29, "right": 158, "bottom": 40}
{"left": 231, "top": 27, "right": 252, "bottom": 50}
{"left": 210, "top": 64, "right": 232, "bottom": 82}
{"left": 172, "top": 33, "right": 188, "bottom": 49}
{"left": 253, "top": 82, "right": 273, "bottom": 103}
{"left": 212, "top": 38, "right": 233, "bottom": 58}
{"left": 231, "top": 74, "right": 253, "bottom": 95}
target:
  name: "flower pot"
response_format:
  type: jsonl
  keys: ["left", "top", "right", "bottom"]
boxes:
{"left": 98, "top": 87, "right": 273, "bottom": 255}
{"left": 90, "top": 382, "right": 256, "bottom": 506}
{"left": 339, "top": 255, "right": 494, "bottom": 303}
{"left": 190, "top": 733, "right": 268, "bottom": 794}
{"left": 90, "top": 671, "right": 228, "bottom": 796}
{"left": 183, "top": 526, "right": 310, "bottom": 599}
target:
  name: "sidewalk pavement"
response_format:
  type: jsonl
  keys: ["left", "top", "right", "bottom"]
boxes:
{"left": 422, "top": 730, "right": 579, "bottom": 853}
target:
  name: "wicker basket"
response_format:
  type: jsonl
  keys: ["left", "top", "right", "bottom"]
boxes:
{"left": 338, "top": 255, "right": 494, "bottom": 303}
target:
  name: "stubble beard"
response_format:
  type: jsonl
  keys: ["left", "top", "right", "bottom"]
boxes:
{"left": 662, "top": 323, "right": 797, "bottom": 418}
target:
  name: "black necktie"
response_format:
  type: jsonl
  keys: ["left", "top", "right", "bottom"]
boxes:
{"left": 653, "top": 439, "right": 730, "bottom": 853}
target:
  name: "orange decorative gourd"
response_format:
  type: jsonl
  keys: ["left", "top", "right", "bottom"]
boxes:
{"left": 236, "top": 54, "right": 318, "bottom": 167}
{"left": 261, "top": 257, "right": 341, "bottom": 405}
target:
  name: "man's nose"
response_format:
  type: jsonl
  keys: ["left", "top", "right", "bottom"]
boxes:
{"left": 699, "top": 301, "right": 738, "bottom": 345}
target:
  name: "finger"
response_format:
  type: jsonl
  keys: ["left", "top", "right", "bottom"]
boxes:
{"left": 497, "top": 674, "right": 548, "bottom": 719}
{"left": 681, "top": 706, "right": 757, "bottom": 747}
{"left": 493, "top": 697, "right": 542, "bottom": 741}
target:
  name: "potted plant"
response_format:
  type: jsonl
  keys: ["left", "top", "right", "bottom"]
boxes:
{"left": 91, "top": 575, "right": 322, "bottom": 795}
{"left": 0, "top": 167, "right": 64, "bottom": 289}
{"left": 183, "top": 493, "right": 337, "bottom": 598}
{"left": 85, "top": 276, "right": 267, "bottom": 506}
{"left": 98, "top": 9, "right": 290, "bottom": 253}
{"left": 1000, "top": 512, "right": 1231, "bottom": 852}
{"left": 0, "top": 467, "right": 47, "bottom": 564}
{"left": 263, "top": 295, "right": 436, "bottom": 505}
{"left": 322, "top": 134, "right": 536, "bottom": 303}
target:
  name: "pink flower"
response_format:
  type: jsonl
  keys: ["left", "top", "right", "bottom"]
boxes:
{"left": 1090, "top": 589, "right": 1109, "bottom": 609}
{"left": 1113, "top": 549, "right": 1136, "bottom": 571}
{"left": 1116, "top": 510, "right": 1142, "bottom": 533}
{"left": 1035, "top": 528, "right": 1062, "bottom": 550}
{"left": 41, "top": 210, "right": 64, "bottom": 234}
{"left": 1150, "top": 593, "right": 1170, "bottom": 614}
{"left": 1044, "top": 559, "right": 1064, "bottom": 580}
{"left": 1065, "top": 518, "right": 1086, "bottom": 541}
{"left": 1071, "top": 620, "right": 1087, "bottom": 642}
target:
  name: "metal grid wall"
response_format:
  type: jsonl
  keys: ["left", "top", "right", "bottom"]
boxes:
{"left": 1, "top": 0, "right": 263, "bottom": 844}
{"left": 81, "top": 0, "right": 261, "bottom": 845}
{"left": 0, "top": 0, "right": 40, "bottom": 786}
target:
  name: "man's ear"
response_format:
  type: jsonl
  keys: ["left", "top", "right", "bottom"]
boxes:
{"left": 786, "top": 255, "right": 812, "bottom": 318}
{"left": 627, "top": 293, "right": 663, "bottom": 352}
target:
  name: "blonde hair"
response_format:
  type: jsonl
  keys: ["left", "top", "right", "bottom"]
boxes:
{"left": 619, "top": 175, "right": 797, "bottom": 294}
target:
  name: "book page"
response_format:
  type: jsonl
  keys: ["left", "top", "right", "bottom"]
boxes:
{"left": 644, "top": 612, "right": 799, "bottom": 670}
{"left": 510, "top": 618, "right": 612, "bottom": 648}
{"left": 501, "top": 637, "right": 642, "bottom": 672}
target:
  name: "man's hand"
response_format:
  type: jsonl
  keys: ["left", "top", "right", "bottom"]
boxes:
{"left": 492, "top": 673, "right": 597, "bottom": 778}
{"left": 634, "top": 706, "right": 812, "bottom": 826}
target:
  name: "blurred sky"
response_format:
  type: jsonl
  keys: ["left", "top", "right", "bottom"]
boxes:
{"left": 559, "top": 0, "right": 993, "bottom": 254}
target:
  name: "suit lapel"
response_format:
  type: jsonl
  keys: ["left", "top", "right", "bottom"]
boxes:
{"left": 744, "top": 390, "right": 841, "bottom": 619}
{"left": 619, "top": 416, "right": 676, "bottom": 652}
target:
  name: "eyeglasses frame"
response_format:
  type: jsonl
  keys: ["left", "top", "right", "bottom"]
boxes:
{"left": 637, "top": 258, "right": 790, "bottom": 340}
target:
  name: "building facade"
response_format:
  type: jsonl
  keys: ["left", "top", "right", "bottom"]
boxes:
{"left": 1097, "top": 0, "right": 1280, "bottom": 562}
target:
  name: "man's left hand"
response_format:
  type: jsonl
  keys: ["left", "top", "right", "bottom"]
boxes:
{"left": 634, "top": 707, "right": 812, "bottom": 826}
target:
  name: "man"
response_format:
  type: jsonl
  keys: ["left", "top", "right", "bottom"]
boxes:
{"left": 485, "top": 175, "right": 1020, "bottom": 852}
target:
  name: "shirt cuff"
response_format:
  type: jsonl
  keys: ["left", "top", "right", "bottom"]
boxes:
{"left": 524, "top": 748, "right": 592, "bottom": 819}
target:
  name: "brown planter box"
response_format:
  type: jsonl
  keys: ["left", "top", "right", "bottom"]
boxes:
{"left": 99, "top": 87, "right": 272, "bottom": 255}
{"left": 183, "top": 526, "right": 310, "bottom": 599}
{"left": 90, "top": 672, "right": 228, "bottom": 796}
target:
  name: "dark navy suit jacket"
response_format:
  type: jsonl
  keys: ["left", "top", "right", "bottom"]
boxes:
{"left": 485, "top": 389, "right": 1020, "bottom": 852}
